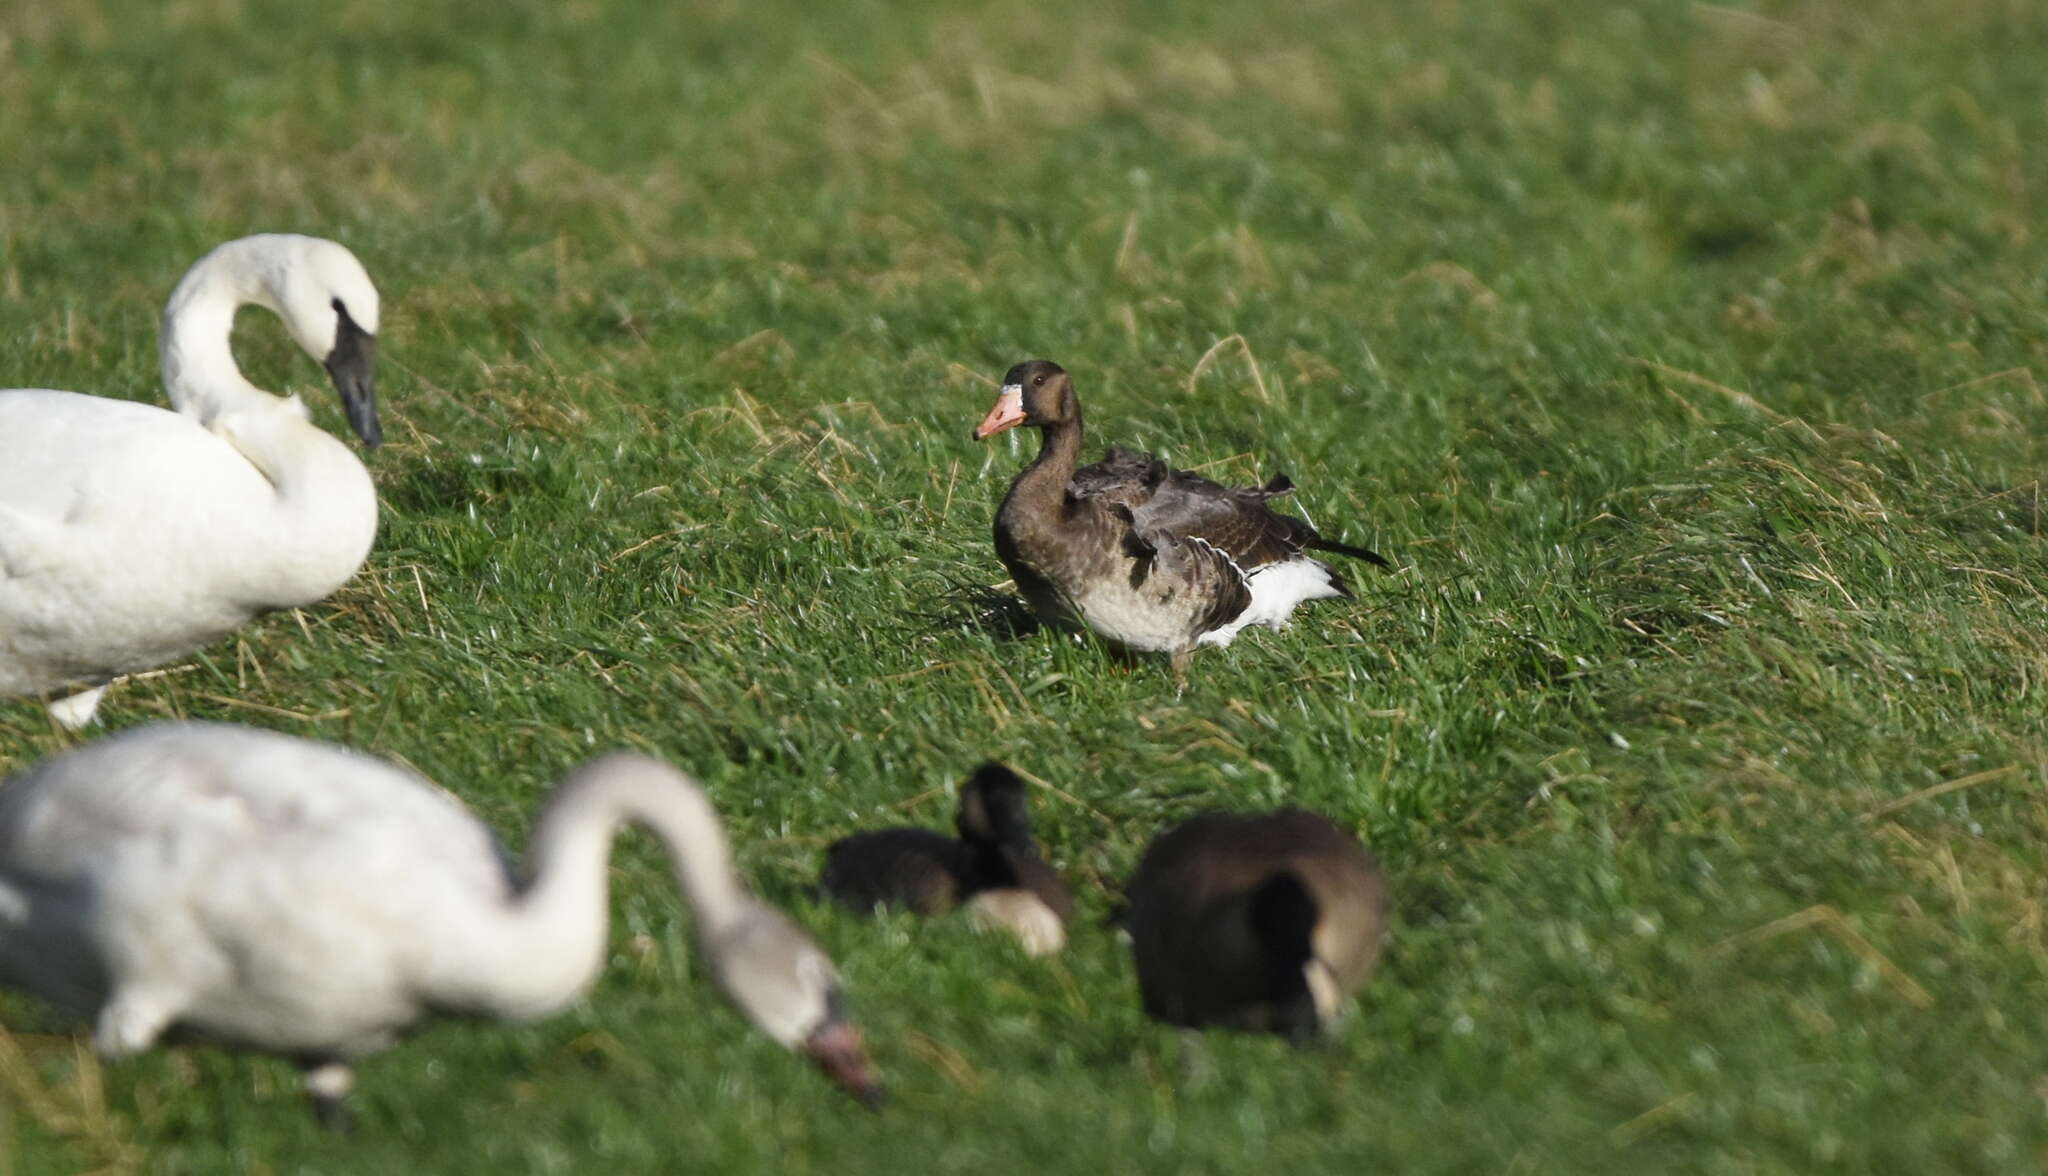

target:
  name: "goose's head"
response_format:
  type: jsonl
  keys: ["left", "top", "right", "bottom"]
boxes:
{"left": 272, "top": 237, "right": 383, "bottom": 450}
{"left": 954, "top": 762, "right": 1034, "bottom": 848}
{"left": 1248, "top": 871, "right": 1335, "bottom": 1044}
{"left": 710, "top": 911, "right": 885, "bottom": 1108}
{"left": 975, "top": 360, "right": 1075, "bottom": 439}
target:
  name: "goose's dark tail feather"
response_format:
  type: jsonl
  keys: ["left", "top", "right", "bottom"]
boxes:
{"left": 1308, "top": 537, "right": 1390, "bottom": 568}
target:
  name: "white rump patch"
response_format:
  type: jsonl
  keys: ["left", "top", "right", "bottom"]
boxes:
{"left": 1306, "top": 957, "right": 1345, "bottom": 1024}
{"left": 964, "top": 889, "right": 1067, "bottom": 957}
{"left": 1195, "top": 557, "right": 1345, "bottom": 648}
{"left": 47, "top": 686, "right": 106, "bottom": 730}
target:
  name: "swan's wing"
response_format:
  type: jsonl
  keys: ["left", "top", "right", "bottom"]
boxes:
{"left": 0, "top": 504, "right": 67, "bottom": 585}
{"left": 0, "top": 392, "right": 174, "bottom": 519}
{"left": 0, "top": 723, "right": 510, "bottom": 898}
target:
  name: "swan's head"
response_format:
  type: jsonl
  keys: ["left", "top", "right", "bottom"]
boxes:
{"left": 711, "top": 911, "right": 885, "bottom": 1108}
{"left": 975, "top": 359, "right": 1075, "bottom": 439}
{"left": 271, "top": 236, "right": 384, "bottom": 450}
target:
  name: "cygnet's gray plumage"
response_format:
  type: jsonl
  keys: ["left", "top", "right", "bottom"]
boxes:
{"left": 0, "top": 722, "right": 883, "bottom": 1127}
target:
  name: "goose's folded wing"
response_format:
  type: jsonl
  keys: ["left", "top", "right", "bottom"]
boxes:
{"left": 1071, "top": 446, "right": 1379, "bottom": 570}
{"left": 1154, "top": 532, "right": 1256, "bottom": 635}
{"left": 1068, "top": 446, "right": 1169, "bottom": 512}
{"left": 1146, "top": 476, "right": 1387, "bottom": 570}
{"left": 1134, "top": 480, "right": 1325, "bottom": 569}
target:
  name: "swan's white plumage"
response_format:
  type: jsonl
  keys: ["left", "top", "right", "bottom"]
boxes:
{"left": 0, "top": 722, "right": 881, "bottom": 1116}
{"left": 0, "top": 725, "right": 504, "bottom": 1061}
{"left": 0, "top": 235, "right": 383, "bottom": 727}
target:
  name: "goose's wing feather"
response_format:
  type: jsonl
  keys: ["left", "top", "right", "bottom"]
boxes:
{"left": 819, "top": 828, "right": 965, "bottom": 915}
{"left": 1066, "top": 446, "right": 1169, "bottom": 508}
{"left": 1072, "top": 446, "right": 1383, "bottom": 572}
{"left": 1113, "top": 505, "right": 1254, "bottom": 637}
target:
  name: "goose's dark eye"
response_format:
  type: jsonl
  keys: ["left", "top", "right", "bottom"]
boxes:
{"left": 1033, "top": 375, "right": 1046, "bottom": 386}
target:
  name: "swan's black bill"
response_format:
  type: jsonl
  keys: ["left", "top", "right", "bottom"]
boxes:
{"left": 324, "top": 297, "right": 382, "bottom": 450}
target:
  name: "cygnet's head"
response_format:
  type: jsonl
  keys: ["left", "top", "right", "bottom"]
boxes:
{"left": 709, "top": 911, "right": 885, "bottom": 1108}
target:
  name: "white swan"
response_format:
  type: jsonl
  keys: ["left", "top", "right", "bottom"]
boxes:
{"left": 0, "top": 235, "right": 385, "bottom": 729}
{"left": 0, "top": 722, "right": 884, "bottom": 1126}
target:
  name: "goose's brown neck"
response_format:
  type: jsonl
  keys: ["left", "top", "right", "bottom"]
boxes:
{"left": 1008, "top": 411, "right": 1086, "bottom": 513}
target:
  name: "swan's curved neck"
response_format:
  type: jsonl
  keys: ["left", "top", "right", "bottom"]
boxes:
{"left": 159, "top": 239, "right": 288, "bottom": 424}
{"left": 464, "top": 759, "right": 748, "bottom": 1019}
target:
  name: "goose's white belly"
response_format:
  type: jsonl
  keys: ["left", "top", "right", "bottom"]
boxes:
{"left": 0, "top": 390, "right": 374, "bottom": 695}
{"left": 1066, "top": 578, "right": 1204, "bottom": 654}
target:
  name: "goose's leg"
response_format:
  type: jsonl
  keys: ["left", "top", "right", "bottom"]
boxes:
{"left": 47, "top": 687, "right": 106, "bottom": 731}
{"left": 302, "top": 1061, "right": 357, "bottom": 1133}
{"left": 1168, "top": 649, "right": 1193, "bottom": 697}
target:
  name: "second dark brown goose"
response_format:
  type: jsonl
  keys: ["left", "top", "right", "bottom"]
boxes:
{"left": 820, "top": 763, "right": 1076, "bottom": 956}
{"left": 1123, "top": 808, "right": 1389, "bottom": 1039}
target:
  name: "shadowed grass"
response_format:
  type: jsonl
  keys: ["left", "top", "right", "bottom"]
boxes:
{"left": 2, "top": 0, "right": 2047, "bottom": 1170}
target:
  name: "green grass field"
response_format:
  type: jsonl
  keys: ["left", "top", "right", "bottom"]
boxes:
{"left": 3, "top": 0, "right": 2047, "bottom": 1169}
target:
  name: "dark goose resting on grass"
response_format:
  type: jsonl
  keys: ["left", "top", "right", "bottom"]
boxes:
{"left": 0, "top": 723, "right": 883, "bottom": 1128}
{"left": 973, "top": 360, "right": 1387, "bottom": 678}
{"left": 1123, "top": 808, "right": 1388, "bottom": 1039}
{"left": 820, "top": 763, "right": 1076, "bottom": 956}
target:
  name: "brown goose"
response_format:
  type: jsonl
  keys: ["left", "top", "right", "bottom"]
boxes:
{"left": 819, "top": 763, "right": 1076, "bottom": 956}
{"left": 973, "top": 360, "right": 1385, "bottom": 677}
{"left": 1123, "top": 808, "right": 1388, "bottom": 1039}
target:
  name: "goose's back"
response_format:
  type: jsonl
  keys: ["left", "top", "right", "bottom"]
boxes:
{"left": 1071, "top": 447, "right": 1318, "bottom": 571}
{"left": 820, "top": 828, "right": 966, "bottom": 915}
{"left": 1126, "top": 809, "right": 1387, "bottom": 1027}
